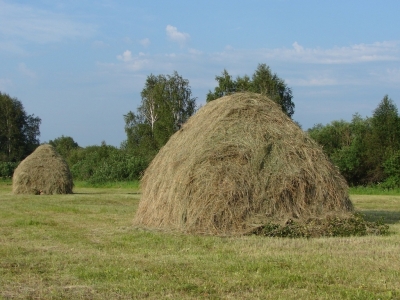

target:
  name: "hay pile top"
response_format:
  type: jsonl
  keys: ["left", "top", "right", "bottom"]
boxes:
{"left": 133, "top": 92, "right": 353, "bottom": 235}
{"left": 13, "top": 144, "right": 73, "bottom": 195}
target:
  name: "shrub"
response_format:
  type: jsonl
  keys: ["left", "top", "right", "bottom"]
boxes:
{"left": 0, "top": 162, "right": 19, "bottom": 178}
{"left": 70, "top": 145, "right": 148, "bottom": 183}
{"left": 382, "top": 150, "right": 400, "bottom": 189}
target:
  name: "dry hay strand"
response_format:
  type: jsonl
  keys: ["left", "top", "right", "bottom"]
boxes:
{"left": 133, "top": 92, "right": 353, "bottom": 235}
{"left": 13, "top": 144, "right": 73, "bottom": 195}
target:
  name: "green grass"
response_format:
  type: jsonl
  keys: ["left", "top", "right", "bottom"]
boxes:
{"left": 1, "top": 182, "right": 399, "bottom": 299}
{"left": 350, "top": 185, "right": 400, "bottom": 195}
{"left": 73, "top": 180, "right": 141, "bottom": 189}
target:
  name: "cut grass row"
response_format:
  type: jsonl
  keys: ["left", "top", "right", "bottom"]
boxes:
{"left": 0, "top": 182, "right": 399, "bottom": 299}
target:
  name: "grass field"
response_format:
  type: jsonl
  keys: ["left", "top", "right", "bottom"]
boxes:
{"left": 1, "top": 181, "right": 399, "bottom": 299}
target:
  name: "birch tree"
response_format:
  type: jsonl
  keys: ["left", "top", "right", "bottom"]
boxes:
{"left": 0, "top": 92, "right": 41, "bottom": 161}
{"left": 124, "top": 72, "right": 196, "bottom": 156}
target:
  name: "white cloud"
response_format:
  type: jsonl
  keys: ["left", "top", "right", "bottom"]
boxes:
{"left": 126, "top": 59, "right": 149, "bottom": 72}
{"left": 139, "top": 38, "right": 150, "bottom": 47}
{"left": 259, "top": 41, "right": 400, "bottom": 64}
{"left": 18, "top": 63, "right": 37, "bottom": 79}
{"left": 166, "top": 25, "right": 190, "bottom": 46}
{"left": 106, "top": 40, "right": 400, "bottom": 94}
{"left": 116, "top": 50, "right": 150, "bottom": 71}
{"left": 117, "top": 50, "right": 133, "bottom": 62}
{"left": 0, "top": 1, "right": 96, "bottom": 44}
{"left": 292, "top": 42, "right": 304, "bottom": 53}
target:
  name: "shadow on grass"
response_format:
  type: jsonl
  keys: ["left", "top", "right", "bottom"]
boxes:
{"left": 359, "top": 210, "right": 400, "bottom": 224}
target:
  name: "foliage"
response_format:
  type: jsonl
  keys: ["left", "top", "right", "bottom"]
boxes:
{"left": 124, "top": 71, "right": 197, "bottom": 159}
{"left": 206, "top": 64, "right": 295, "bottom": 117}
{"left": 0, "top": 161, "right": 19, "bottom": 178}
{"left": 366, "top": 95, "right": 400, "bottom": 183}
{"left": 308, "top": 95, "right": 400, "bottom": 188}
{"left": 0, "top": 92, "right": 41, "bottom": 162}
{"left": 381, "top": 150, "right": 400, "bottom": 189}
{"left": 48, "top": 135, "right": 79, "bottom": 160}
{"left": 253, "top": 213, "right": 389, "bottom": 238}
{"left": 69, "top": 144, "right": 148, "bottom": 184}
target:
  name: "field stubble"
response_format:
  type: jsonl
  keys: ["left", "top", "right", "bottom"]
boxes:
{"left": 0, "top": 181, "right": 399, "bottom": 299}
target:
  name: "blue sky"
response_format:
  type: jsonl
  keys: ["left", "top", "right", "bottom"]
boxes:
{"left": 1, "top": 0, "right": 399, "bottom": 147}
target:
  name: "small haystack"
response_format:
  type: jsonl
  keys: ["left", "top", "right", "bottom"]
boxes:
{"left": 13, "top": 144, "right": 73, "bottom": 195}
{"left": 133, "top": 92, "right": 353, "bottom": 235}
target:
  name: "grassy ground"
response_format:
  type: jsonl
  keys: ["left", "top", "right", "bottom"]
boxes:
{"left": 350, "top": 186, "right": 400, "bottom": 195}
{"left": 0, "top": 181, "right": 399, "bottom": 299}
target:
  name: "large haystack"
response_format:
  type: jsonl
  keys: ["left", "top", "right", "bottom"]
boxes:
{"left": 13, "top": 144, "right": 73, "bottom": 195}
{"left": 133, "top": 92, "right": 353, "bottom": 235}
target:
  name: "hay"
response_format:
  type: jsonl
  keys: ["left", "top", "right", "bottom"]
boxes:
{"left": 13, "top": 144, "right": 73, "bottom": 195}
{"left": 133, "top": 92, "right": 353, "bottom": 235}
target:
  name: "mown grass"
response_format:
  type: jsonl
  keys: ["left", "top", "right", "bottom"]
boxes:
{"left": 0, "top": 182, "right": 399, "bottom": 299}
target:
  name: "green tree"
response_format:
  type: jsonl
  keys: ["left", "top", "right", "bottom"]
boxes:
{"left": 235, "top": 75, "right": 252, "bottom": 93}
{"left": 331, "top": 114, "right": 371, "bottom": 185}
{"left": 382, "top": 150, "right": 400, "bottom": 188}
{"left": 206, "top": 64, "right": 295, "bottom": 118}
{"left": 251, "top": 64, "right": 294, "bottom": 118}
{"left": 206, "top": 69, "right": 236, "bottom": 101}
{"left": 367, "top": 95, "right": 400, "bottom": 183}
{"left": 308, "top": 96, "right": 400, "bottom": 186}
{"left": 123, "top": 110, "right": 157, "bottom": 160}
{"left": 48, "top": 135, "right": 79, "bottom": 160}
{"left": 124, "top": 71, "right": 197, "bottom": 158}
{"left": 308, "top": 120, "right": 352, "bottom": 157}
{"left": 370, "top": 95, "right": 400, "bottom": 154}
{"left": 308, "top": 115, "right": 372, "bottom": 186}
{"left": 0, "top": 92, "right": 41, "bottom": 162}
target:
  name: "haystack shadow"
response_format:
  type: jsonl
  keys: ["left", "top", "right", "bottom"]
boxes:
{"left": 360, "top": 210, "right": 400, "bottom": 224}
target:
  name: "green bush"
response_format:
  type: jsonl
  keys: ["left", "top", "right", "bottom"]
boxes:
{"left": 69, "top": 145, "right": 148, "bottom": 183}
{"left": 0, "top": 162, "right": 19, "bottom": 178}
{"left": 382, "top": 150, "right": 400, "bottom": 189}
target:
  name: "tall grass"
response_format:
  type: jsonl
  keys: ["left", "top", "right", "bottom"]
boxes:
{"left": 0, "top": 182, "right": 399, "bottom": 299}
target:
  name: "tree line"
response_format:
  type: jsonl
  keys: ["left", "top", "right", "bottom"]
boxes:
{"left": 308, "top": 95, "right": 400, "bottom": 188}
{"left": 2, "top": 64, "right": 290, "bottom": 181}
{"left": 1, "top": 66, "right": 399, "bottom": 188}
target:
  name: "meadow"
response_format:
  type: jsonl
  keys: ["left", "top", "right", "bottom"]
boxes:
{"left": 0, "top": 181, "right": 399, "bottom": 299}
